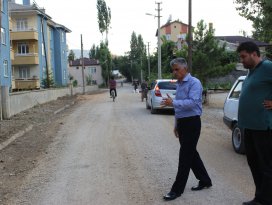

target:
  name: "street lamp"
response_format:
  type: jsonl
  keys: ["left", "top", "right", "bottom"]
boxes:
{"left": 146, "top": 2, "right": 162, "bottom": 79}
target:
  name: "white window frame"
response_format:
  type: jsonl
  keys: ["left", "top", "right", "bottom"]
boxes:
{"left": 1, "top": 28, "right": 6, "bottom": 45}
{"left": 1, "top": 0, "right": 4, "bottom": 12}
{"left": 16, "top": 18, "right": 28, "bottom": 31}
{"left": 3, "top": 60, "right": 8, "bottom": 77}
{"left": 19, "top": 66, "right": 30, "bottom": 79}
{"left": 17, "top": 42, "right": 29, "bottom": 54}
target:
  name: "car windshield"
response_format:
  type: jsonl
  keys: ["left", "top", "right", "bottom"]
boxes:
{"left": 158, "top": 81, "right": 177, "bottom": 90}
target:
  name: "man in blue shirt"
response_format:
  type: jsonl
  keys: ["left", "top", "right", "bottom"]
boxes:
{"left": 161, "top": 57, "right": 212, "bottom": 201}
{"left": 237, "top": 41, "right": 272, "bottom": 205}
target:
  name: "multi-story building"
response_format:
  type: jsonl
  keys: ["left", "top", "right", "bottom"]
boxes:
{"left": 9, "top": 0, "right": 71, "bottom": 90}
{"left": 0, "top": 0, "right": 12, "bottom": 88}
{"left": 159, "top": 20, "right": 190, "bottom": 50}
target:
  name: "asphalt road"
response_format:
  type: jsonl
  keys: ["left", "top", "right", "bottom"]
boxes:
{"left": 7, "top": 84, "right": 253, "bottom": 205}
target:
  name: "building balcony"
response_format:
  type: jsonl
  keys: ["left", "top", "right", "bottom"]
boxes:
{"left": 12, "top": 78, "right": 40, "bottom": 91}
{"left": 10, "top": 29, "right": 38, "bottom": 41}
{"left": 10, "top": 48, "right": 15, "bottom": 60}
{"left": 12, "top": 53, "right": 39, "bottom": 65}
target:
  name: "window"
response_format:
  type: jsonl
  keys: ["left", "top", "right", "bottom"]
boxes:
{"left": 3, "top": 60, "right": 8, "bottom": 77}
{"left": 41, "top": 43, "right": 45, "bottom": 56}
{"left": 229, "top": 80, "right": 244, "bottom": 99}
{"left": 92, "top": 67, "right": 96, "bottom": 74}
{"left": 19, "top": 67, "right": 30, "bottom": 79}
{"left": 1, "top": 28, "right": 6, "bottom": 44}
{"left": 1, "top": 0, "right": 4, "bottom": 12}
{"left": 61, "top": 32, "right": 65, "bottom": 42}
{"left": 63, "top": 70, "right": 66, "bottom": 80}
{"left": 16, "top": 18, "right": 28, "bottom": 31}
{"left": 17, "top": 42, "right": 29, "bottom": 54}
{"left": 166, "top": 34, "right": 171, "bottom": 41}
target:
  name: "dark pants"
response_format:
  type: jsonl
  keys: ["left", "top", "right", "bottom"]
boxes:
{"left": 110, "top": 88, "right": 117, "bottom": 97}
{"left": 171, "top": 116, "right": 212, "bottom": 195}
{"left": 244, "top": 129, "right": 272, "bottom": 205}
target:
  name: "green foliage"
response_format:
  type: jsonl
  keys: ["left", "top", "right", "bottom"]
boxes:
{"left": 86, "top": 74, "right": 92, "bottom": 85}
{"left": 97, "top": 0, "right": 111, "bottom": 41}
{"left": 234, "top": 0, "right": 272, "bottom": 42}
{"left": 191, "top": 20, "right": 227, "bottom": 83}
{"left": 128, "top": 31, "right": 147, "bottom": 80}
{"left": 41, "top": 70, "right": 54, "bottom": 88}
{"left": 205, "top": 82, "right": 232, "bottom": 90}
{"left": 72, "top": 80, "right": 78, "bottom": 87}
{"left": 161, "top": 36, "right": 176, "bottom": 74}
{"left": 96, "top": 42, "right": 112, "bottom": 85}
{"left": 68, "top": 50, "right": 75, "bottom": 61}
{"left": 89, "top": 44, "right": 96, "bottom": 59}
{"left": 203, "top": 63, "right": 236, "bottom": 78}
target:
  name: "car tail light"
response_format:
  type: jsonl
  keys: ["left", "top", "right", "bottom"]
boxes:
{"left": 154, "top": 85, "right": 162, "bottom": 97}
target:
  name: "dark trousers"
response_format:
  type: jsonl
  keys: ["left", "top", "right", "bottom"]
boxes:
{"left": 109, "top": 88, "right": 117, "bottom": 97}
{"left": 171, "top": 116, "right": 212, "bottom": 195}
{"left": 244, "top": 129, "right": 272, "bottom": 205}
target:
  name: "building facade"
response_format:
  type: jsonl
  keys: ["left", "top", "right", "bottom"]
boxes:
{"left": 69, "top": 58, "right": 103, "bottom": 86}
{"left": 159, "top": 20, "right": 189, "bottom": 49}
{"left": 9, "top": 0, "right": 71, "bottom": 90}
{"left": 0, "top": 0, "right": 12, "bottom": 87}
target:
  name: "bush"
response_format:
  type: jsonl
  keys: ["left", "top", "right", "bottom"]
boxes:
{"left": 73, "top": 80, "right": 78, "bottom": 87}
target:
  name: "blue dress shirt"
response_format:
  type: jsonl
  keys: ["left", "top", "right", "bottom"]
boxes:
{"left": 173, "top": 73, "right": 203, "bottom": 121}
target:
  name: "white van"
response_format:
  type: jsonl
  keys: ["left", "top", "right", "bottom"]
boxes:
{"left": 223, "top": 75, "right": 246, "bottom": 154}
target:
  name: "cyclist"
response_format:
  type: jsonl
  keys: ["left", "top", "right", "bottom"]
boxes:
{"left": 109, "top": 76, "right": 117, "bottom": 98}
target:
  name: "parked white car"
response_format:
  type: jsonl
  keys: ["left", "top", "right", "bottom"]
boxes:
{"left": 223, "top": 75, "right": 246, "bottom": 154}
{"left": 146, "top": 79, "right": 177, "bottom": 114}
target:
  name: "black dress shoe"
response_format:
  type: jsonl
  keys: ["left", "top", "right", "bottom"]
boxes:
{"left": 191, "top": 183, "right": 212, "bottom": 191}
{"left": 163, "top": 191, "right": 181, "bottom": 201}
{"left": 243, "top": 200, "right": 263, "bottom": 205}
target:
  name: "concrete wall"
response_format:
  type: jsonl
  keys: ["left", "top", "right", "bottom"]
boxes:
{"left": 2, "top": 85, "right": 98, "bottom": 119}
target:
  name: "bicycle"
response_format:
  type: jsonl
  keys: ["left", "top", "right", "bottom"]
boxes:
{"left": 110, "top": 89, "right": 115, "bottom": 102}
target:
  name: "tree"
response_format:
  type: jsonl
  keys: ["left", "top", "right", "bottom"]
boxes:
{"left": 89, "top": 44, "right": 96, "bottom": 59}
{"left": 191, "top": 20, "right": 226, "bottom": 84}
{"left": 68, "top": 50, "right": 75, "bottom": 61}
{"left": 129, "top": 31, "right": 140, "bottom": 80}
{"left": 161, "top": 36, "right": 176, "bottom": 74}
{"left": 97, "top": 0, "right": 111, "bottom": 42}
{"left": 234, "top": 0, "right": 272, "bottom": 42}
{"left": 96, "top": 42, "right": 112, "bottom": 85}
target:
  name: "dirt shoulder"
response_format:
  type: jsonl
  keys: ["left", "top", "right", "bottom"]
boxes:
{"left": 0, "top": 89, "right": 106, "bottom": 203}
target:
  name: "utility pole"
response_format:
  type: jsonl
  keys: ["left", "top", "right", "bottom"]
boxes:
{"left": 147, "top": 42, "right": 151, "bottom": 79}
{"left": 188, "top": 0, "right": 192, "bottom": 72}
{"left": 155, "top": 2, "right": 162, "bottom": 79}
{"left": 81, "top": 34, "right": 85, "bottom": 94}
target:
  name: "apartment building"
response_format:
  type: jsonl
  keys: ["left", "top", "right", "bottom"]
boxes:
{"left": 0, "top": 0, "right": 12, "bottom": 87}
{"left": 159, "top": 20, "right": 190, "bottom": 50}
{"left": 9, "top": 0, "right": 71, "bottom": 90}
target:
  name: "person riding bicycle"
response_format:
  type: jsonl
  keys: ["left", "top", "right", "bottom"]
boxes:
{"left": 109, "top": 76, "right": 117, "bottom": 98}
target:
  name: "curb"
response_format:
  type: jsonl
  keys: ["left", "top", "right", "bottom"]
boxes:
{"left": 0, "top": 125, "right": 33, "bottom": 151}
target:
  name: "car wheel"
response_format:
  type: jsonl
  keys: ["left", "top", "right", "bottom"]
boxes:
{"left": 232, "top": 124, "right": 245, "bottom": 154}
{"left": 150, "top": 102, "right": 157, "bottom": 114}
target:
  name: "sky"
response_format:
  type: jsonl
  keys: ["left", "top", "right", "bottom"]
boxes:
{"left": 18, "top": 0, "right": 253, "bottom": 56}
